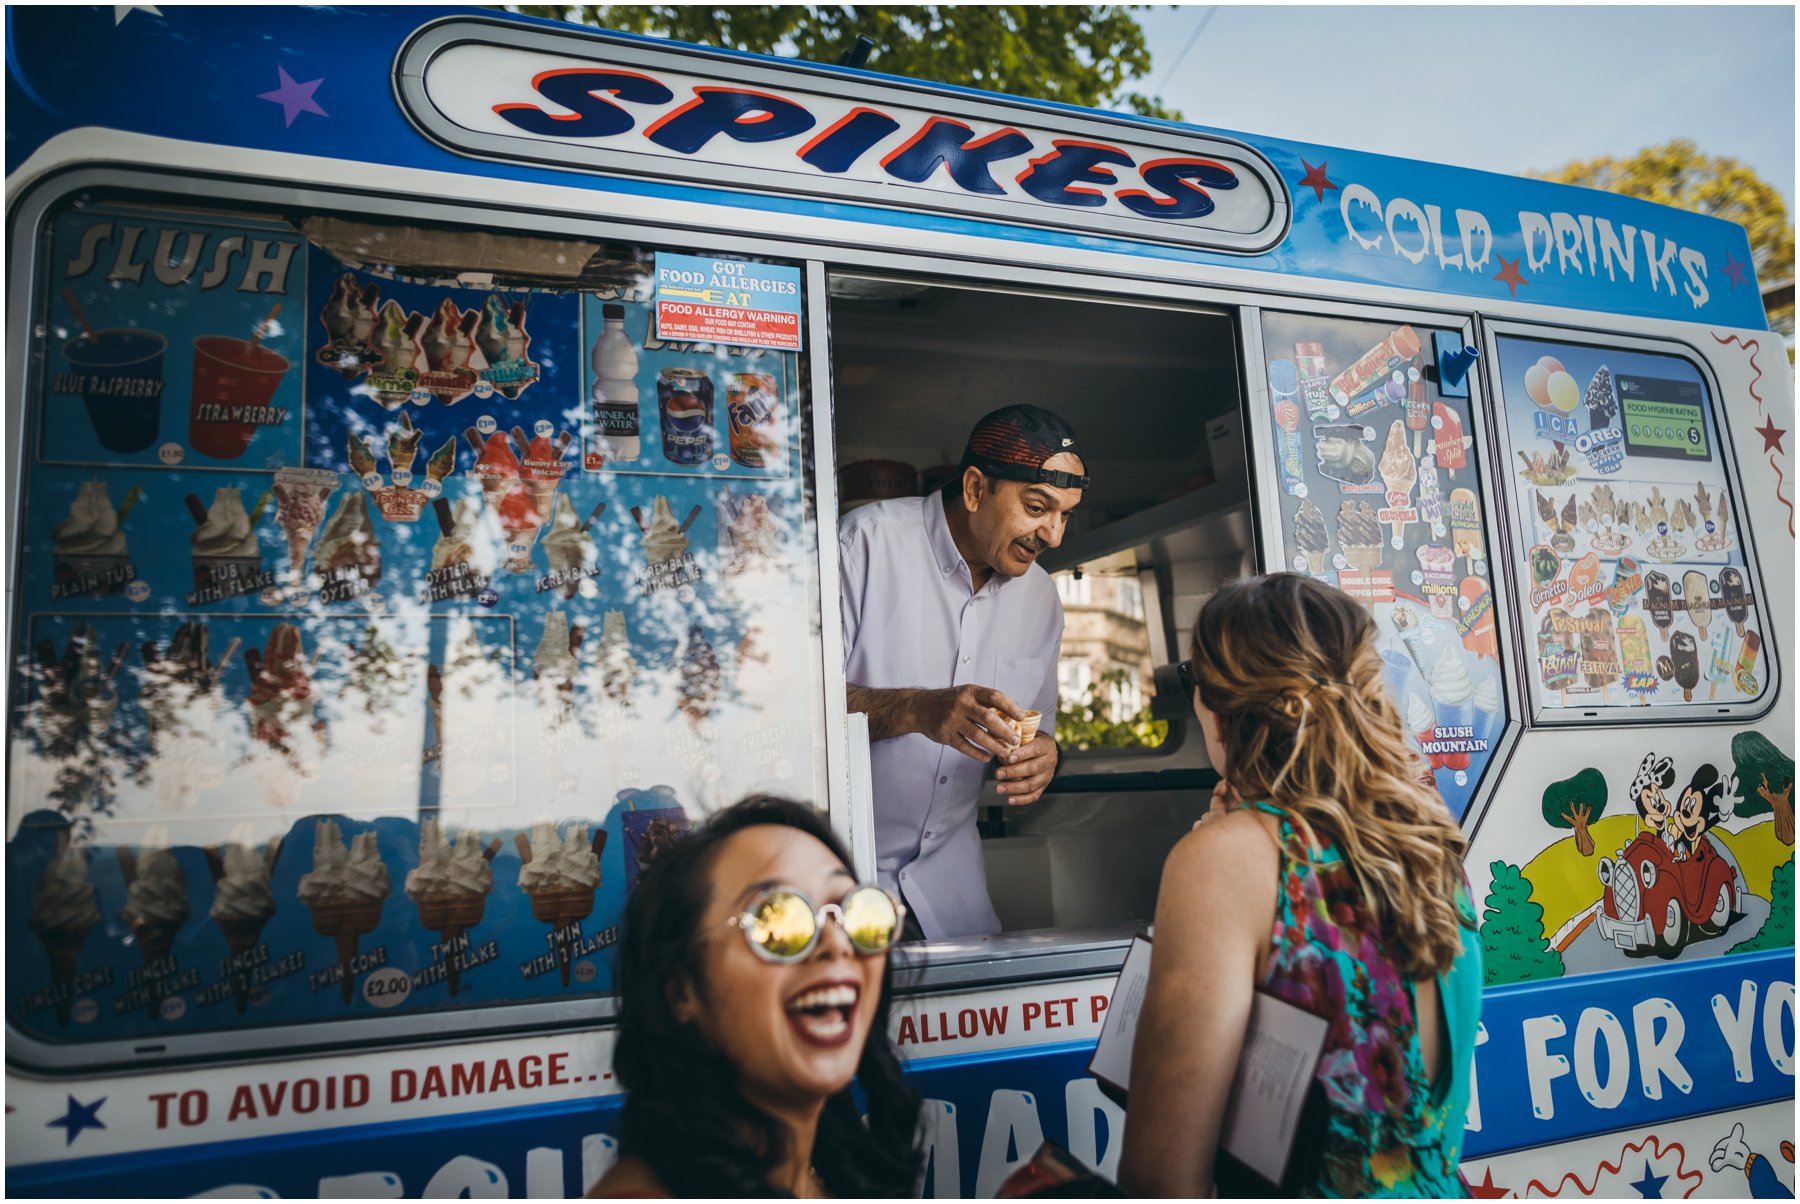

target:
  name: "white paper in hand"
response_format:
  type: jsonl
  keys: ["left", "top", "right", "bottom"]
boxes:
{"left": 1085, "top": 934, "right": 1152, "bottom": 1096}
{"left": 1220, "top": 991, "right": 1330, "bottom": 1185}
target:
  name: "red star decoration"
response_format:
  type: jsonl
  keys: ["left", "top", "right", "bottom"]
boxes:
{"left": 1298, "top": 159, "right": 1339, "bottom": 204}
{"left": 1756, "top": 416, "right": 1787, "bottom": 454}
{"left": 1722, "top": 254, "right": 1749, "bottom": 289}
{"left": 1469, "top": 1166, "right": 1511, "bottom": 1198}
{"left": 1493, "top": 256, "right": 1529, "bottom": 298}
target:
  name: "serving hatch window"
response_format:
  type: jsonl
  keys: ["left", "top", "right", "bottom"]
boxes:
{"left": 1052, "top": 556, "right": 1167, "bottom": 753}
{"left": 1490, "top": 333, "right": 1772, "bottom": 719}
{"left": 7, "top": 189, "right": 827, "bottom": 1058}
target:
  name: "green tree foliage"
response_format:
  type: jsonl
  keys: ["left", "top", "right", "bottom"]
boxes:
{"left": 1534, "top": 140, "right": 1795, "bottom": 339}
{"left": 1479, "top": 860, "right": 1563, "bottom": 986}
{"left": 1055, "top": 666, "right": 1166, "bottom": 752}
{"left": 1732, "top": 730, "right": 1795, "bottom": 845}
{"left": 1729, "top": 858, "right": 1794, "bottom": 954}
{"left": 1542, "top": 767, "right": 1607, "bottom": 858}
{"left": 507, "top": 5, "right": 1181, "bottom": 118}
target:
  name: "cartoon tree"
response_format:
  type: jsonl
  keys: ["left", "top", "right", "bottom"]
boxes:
{"left": 1732, "top": 731, "right": 1795, "bottom": 845}
{"left": 1542, "top": 767, "right": 1608, "bottom": 857}
{"left": 1729, "top": 860, "right": 1794, "bottom": 954}
{"left": 1479, "top": 861, "right": 1564, "bottom": 986}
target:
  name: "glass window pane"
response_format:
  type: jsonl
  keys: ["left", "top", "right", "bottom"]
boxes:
{"left": 8, "top": 193, "right": 824, "bottom": 1052}
{"left": 1051, "top": 559, "right": 1166, "bottom": 753}
{"left": 1492, "top": 334, "right": 1770, "bottom": 716}
{"left": 1259, "top": 312, "right": 1508, "bottom": 819}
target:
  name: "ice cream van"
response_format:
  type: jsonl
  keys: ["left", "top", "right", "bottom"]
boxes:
{"left": 6, "top": 6, "right": 1793, "bottom": 1198}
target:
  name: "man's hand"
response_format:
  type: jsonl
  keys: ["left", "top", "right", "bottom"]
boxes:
{"left": 911, "top": 684, "right": 1024, "bottom": 762}
{"left": 997, "top": 732, "right": 1057, "bottom": 804}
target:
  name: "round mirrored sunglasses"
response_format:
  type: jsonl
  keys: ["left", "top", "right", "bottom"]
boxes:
{"left": 725, "top": 885, "right": 905, "bottom": 964}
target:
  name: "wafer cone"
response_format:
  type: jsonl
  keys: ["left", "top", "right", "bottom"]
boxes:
{"left": 416, "top": 892, "right": 487, "bottom": 996}
{"left": 526, "top": 886, "right": 596, "bottom": 987}
{"left": 37, "top": 926, "right": 92, "bottom": 1027}
{"left": 283, "top": 526, "right": 317, "bottom": 586}
{"left": 1013, "top": 711, "right": 1043, "bottom": 744}
{"left": 307, "top": 898, "right": 383, "bottom": 1004}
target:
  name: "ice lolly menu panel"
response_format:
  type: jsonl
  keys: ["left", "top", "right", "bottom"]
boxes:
{"left": 8, "top": 197, "right": 824, "bottom": 1050}
{"left": 1493, "top": 335, "right": 1769, "bottom": 717}
{"left": 1259, "top": 312, "right": 1509, "bottom": 821}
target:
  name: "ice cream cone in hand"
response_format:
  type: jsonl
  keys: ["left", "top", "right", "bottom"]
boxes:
{"left": 298, "top": 820, "right": 390, "bottom": 1005}
{"left": 29, "top": 832, "right": 100, "bottom": 1027}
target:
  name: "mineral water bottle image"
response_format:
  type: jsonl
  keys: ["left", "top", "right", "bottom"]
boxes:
{"left": 591, "top": 302, "right": 640, "bottom": 463}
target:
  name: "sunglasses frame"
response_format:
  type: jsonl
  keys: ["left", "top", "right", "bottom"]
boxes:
{"left": 1177, "top": 659, "right": 1198, "bottom": 702}
{"left": 725, "top": 884, "right": 907, "bottom": 964}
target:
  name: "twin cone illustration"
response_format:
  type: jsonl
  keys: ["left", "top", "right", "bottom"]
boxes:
{"left": 516, "top": 823, "right": 606, "bottom": 987}
{"left": 406, "top": 820, "right": 499, "bottom": 996}
{"left": 299, "top": 820, "right": 390, "bottom": 1005}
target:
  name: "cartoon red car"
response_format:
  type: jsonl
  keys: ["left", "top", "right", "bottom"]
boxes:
{"left": 1596, "top": 831, "right": 1747, "bottom": 955}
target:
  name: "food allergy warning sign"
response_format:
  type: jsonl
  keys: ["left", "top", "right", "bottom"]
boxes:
{"left": 654, "top": 254, "right": 803, "bottom": 353}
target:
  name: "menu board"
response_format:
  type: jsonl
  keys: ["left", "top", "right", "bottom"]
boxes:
{"left": 1260, "top": 312, "right": 1506, "bottom": 820}
{"left": 7, "top": 200, "right": 821, "bottom": 1048}
{"left": 1493, "top": 335, "right": 1766, "bottom": 716}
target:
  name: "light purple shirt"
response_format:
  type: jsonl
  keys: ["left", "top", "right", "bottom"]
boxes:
{"left": 839, "top": 495, "right": 1062, "bottom": 939}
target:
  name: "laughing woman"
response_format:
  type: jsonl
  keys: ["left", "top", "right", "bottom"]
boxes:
{"left": 587, "top": 795, "right": 922, "bottom": 1198}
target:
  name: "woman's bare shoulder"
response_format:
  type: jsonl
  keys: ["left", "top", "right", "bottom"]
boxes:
{"left": 586, "top": 1155, "right": 669, "bottom": 1199}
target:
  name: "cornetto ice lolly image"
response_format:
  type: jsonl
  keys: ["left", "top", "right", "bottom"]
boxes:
{"left": 1680, "top": 570, "right": 1712, "bottom": 641}
{"left": 1718, "top": 566, "right": 1749, "bottom": 636}
{"left": 29, "top": 833, "right": 99, "bottom": 1026}
{"left": 1668, "top": 631, "right": 1700, "bottom": 701}
{"left": 406, "top": 821, "right": 499, "bottom": 996}
{"left": 1644, "top": 571, "right": 1674, "bottom": 643}
{"left": 1706, "top": 625, "right": 1739, "bottom": 700}
{"left": 1294, "top": 498, "right": 1330, "bottom": 575}
{"left": 1431, "top": 404, "right": 1468, "bottom": 476}
{"left": 205, "top": 829, "right": 282, "bottom": 1014}
{"left": 298, "top": 820, "right": 390, "bottom": 1005}
{"left": 1733, "top": 630, "right": 1763, "bottom": 695}
{"left": 271, "top": 467, "right": 339, "bottom": 589}
{"left": 1328, "top": 324, "right": 1421, "bottom": 407}
{"left": 516, "top": 823, "right": 605, "bottom": 987}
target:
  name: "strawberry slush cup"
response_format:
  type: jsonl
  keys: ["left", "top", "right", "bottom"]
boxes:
{"left": 190, "top": 335, "right": 290, "bottom": 460}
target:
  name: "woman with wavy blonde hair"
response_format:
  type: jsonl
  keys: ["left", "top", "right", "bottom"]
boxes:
{"left": 1119, "top": 573, "right": 1482, "bottom": 1198}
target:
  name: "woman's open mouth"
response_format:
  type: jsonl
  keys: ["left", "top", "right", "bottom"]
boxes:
{"left": 783, "top": 981, "right": 860, "bottom": 1046}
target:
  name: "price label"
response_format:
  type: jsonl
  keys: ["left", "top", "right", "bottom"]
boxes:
{"left": 363, "top": 968, "right": 412, "bottom": 1010}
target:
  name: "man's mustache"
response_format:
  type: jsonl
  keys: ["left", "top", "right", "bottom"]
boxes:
{"left": 1016, "top": 537, "right": 1046, "bottom": 552}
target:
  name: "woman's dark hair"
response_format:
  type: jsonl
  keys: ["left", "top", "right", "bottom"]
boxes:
{"left": 611, "top": 794, "right": 922, "bottom": 1197}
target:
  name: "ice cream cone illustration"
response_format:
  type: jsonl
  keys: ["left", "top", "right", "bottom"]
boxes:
{"left": 516, "top": 823, "right": 605, "bottom": 987}
{"left": 407, "top": 821, "right": 499, "bottom": 996}
{"left": 1294, "top": 498, "right": 1330, "bottom": 575}
{"left": 298, "top": 820, "right": 390, "bottom": 1005}
{"left": 205, "top": 828, "right": 282, "bottom": 1014}
{"left": 598, "top": 610, "right": 637, "bottom": 707}
{"left": 348, "top": 434, "right": 379, "bottom": 480}
{"left": 679, "top": 623, "right": 720, "bottom": 729}
{"left": 425, "top": 436, "right": 458, "bottom": 487}
{"left": 1378, "top": 421, "right": 1417, "bottom": 543}
{"left": 316, "top": 489, "right": 381, "bottom": 587}
{"left": 272, "top": 467, "right": 339, "bottom": 589}
{"left": 1392, "top": 604, "right": 1428, "bottom": 674}
{"left": 535, "top": 610, "right": 582, "bottom": 722}
{"left": 387, "top": 412, "right": 424, "bottom": 483}
{"left": 119, "top": 828, "right": 191, "bottom": 1017}
{"left": 543, "top": 494, "right": 601, "bottom": 598}
{"left": 1336, "top": 501, "right": 1383, "bottom": 571}
{"left": 518, "top": 427, "right": 574, "bottom": 521}
{"left": 637, "top": 495, "right": 699, "bottom": 566}
{"left": 29, "top": 832, "right": 100, "bottom": 1027}
{"left": 468, "top": 428, "right": 542, "bottom": 572}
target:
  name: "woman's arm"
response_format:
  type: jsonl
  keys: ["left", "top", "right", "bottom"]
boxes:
{"left": 1117, "top": 809, "right": 1279, "bottom": 1198}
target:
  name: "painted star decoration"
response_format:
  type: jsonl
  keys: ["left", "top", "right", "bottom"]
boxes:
{"left": 258, "top": 67, "right": 327, "bottom": 128}
{"left": 114, "top": 4, "right": 161, "bottom": 21}
{"left": 1628, "top": 1159, "right": 1668, "bottom": 1199}
{"left": 1493, "top": 256, "right": 1529, "bottom": 299}
{"left": 47, "top": 1095, "right": 106, "bottom": 1146}
{"left": 1298, "top": 159, "right": 1339, "bottom": 204}
{"left": 1756, "top": 415, "right": 1787, "bottom": 455}
{"left": 1721, "top": 254, "right": 1749, "bottom": 289}
{"left": 1467, "top": 1166, "right": 1511, "bottom": 1198}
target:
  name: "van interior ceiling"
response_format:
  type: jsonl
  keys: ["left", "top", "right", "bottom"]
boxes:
{"left": 826, "top": 275, "right": 1256, "bottom": 940}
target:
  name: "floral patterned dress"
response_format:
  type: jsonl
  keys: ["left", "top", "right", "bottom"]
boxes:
{"left": 1218, "top": 803, "right": 1483, "bottom": 1198}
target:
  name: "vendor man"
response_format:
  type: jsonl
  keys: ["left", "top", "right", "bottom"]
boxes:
{"left": 839, "top": 405, "right": 1086, "bottom": 939}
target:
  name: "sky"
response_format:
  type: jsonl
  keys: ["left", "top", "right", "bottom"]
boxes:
{"left": 1124, "top": 6, "right": 1796, "bottom": 210}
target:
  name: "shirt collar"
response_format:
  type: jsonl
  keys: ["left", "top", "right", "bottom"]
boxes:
{"left": 926, "top": 492, "right": 1010, "bottom": 596}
